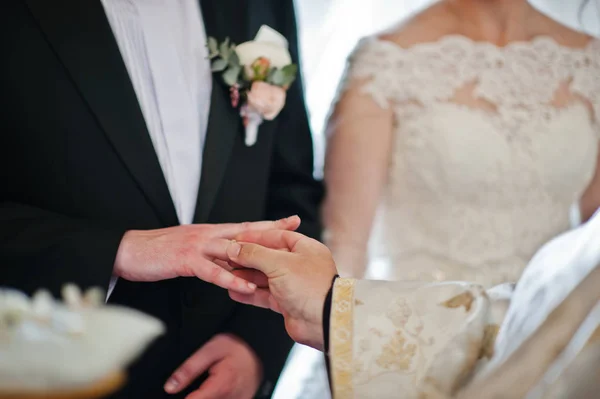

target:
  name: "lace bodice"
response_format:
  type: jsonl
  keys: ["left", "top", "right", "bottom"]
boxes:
{"left": 328, "top": 35, "right": 600, "bottom": 287}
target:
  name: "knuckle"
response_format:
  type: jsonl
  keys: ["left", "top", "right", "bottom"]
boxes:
{"left": 176, "top": 244, "right": 193, "bottom": 261}
{"left": 175, "top": 366, "right": 192, "bottom": 382}
{"left": 241, "top": 221, "right": 251, "bottom": 230}
{"left": 206, "top": 265, "right": 223, "bottom": 283}
{"left": 184, "top": 230, "right": 201, "bottom": 245}
{"left": 197, "top": 223, "right": 211, "bottom": 231}
{"left": 242, "top": 244, "right": 258, "bottom": 261}
{"left": 193, "top": 224, "right": 210, "bottom": 236}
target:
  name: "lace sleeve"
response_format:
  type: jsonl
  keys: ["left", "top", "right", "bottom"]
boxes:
{"left": 322, "top": 38, "right": 395, "bottom": 277}
{"left": 336, "top": 38, "right": 399, "bottom": 109}
{"left": 572, "top": 40, "right": 600, "bottom": 221}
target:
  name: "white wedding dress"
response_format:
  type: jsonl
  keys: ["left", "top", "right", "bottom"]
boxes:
{"left": 331, "top": 34, "right": 600, "bottom": 286}
{"left": 284, "top": 35, "right": 600, "bottom": 399}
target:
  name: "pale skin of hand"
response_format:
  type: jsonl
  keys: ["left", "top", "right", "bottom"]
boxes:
{"left": 225, "top": 230, "right": 338, "bottom": 350}
{"left": 165, "top": 333, "right": 261, "bottom": 399}
{"left": 113, "top": 216, "right": 301, "bottom": 294}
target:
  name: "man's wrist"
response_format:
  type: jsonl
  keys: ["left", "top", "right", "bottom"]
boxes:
{"left": 113, "top": 230, "right": 136, "bottom": 278}
{"left": 223, "top": 333, "right": 264, "bottom": 396}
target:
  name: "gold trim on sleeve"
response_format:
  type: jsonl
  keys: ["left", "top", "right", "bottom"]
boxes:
{"left": 330, "top": 278, "right": 357, "bottom": 399}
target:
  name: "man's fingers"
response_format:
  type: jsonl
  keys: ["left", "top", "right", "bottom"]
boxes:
{"left": 210, "top": 216, "right": 301, "bottom": 239}
{"left": 229, "top": 289, "right": 281, "bottom": 313}
{"left": 213, "top": 259, "right": 233, "bottom": 271}
{"left": 203, "top": 238, "right": 289, "bottom": 263}
{"left": 234, "top": 229, "right": 305, "bottom": 251}
{"left": 195, "top": 238, "right": 294, "bottom": 293}
{"left": 164, "top": 343, "right": 223, "bottom": 395}
{"left": 203, "top": 238, "right": 241, "bottom": 262}
{"left": 231, "top": 269, "right": 269, "bottom": 288}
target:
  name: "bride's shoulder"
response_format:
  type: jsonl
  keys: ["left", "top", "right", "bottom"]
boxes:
{"left": 361, "top": 2, "right": 459, "bottom": 51}
{"left": 345, "top": 2, "right": 461, "bottom": 90}
{"left": 341, "top": 3, "right": 461, "bottom": 101}
{"left": 532, "top": 11, "right": 597, "bottom": 49}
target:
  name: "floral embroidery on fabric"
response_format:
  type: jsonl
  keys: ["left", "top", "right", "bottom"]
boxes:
{"left": 376, "top": 329, "right": 418, "bottom": 371}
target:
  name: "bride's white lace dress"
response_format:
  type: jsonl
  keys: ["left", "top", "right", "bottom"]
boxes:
{"left": 336, "top": 34, "right": 600, "bottom": 286}
{"left": 284, "top": 35, "right": 600, "bottom": 399}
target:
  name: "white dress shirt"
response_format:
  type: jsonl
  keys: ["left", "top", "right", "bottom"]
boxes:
{"left": 101, "top": 0, "right": 212, "bottom": 297}
{"left": 101, "top": 0, "right": 212, "bottom": 225}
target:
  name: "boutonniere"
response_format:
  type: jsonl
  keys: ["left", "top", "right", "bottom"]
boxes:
{"left": 208, "top": 25, "right": 298, "bottom": 146}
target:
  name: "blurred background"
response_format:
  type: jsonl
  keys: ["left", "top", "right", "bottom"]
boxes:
{"left": 295, "top": 0, "right": 600, "bottom": 178}
{"left": 272, "top": 0, "right": 600, "bottom": 397}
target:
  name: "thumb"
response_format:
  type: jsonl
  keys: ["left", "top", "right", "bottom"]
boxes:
{"left": 164, "top": 340, "right": 223, "bottom": 394}
{"left": 227, "top": 241, "right": 293, "bottom": 276}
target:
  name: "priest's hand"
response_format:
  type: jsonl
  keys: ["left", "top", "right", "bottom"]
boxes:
{"left": 226, "top": 230, "right": 337, "bottom": 350}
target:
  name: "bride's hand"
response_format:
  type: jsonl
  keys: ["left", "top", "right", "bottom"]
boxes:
{"left": 226, "top": 230, "right": 337, "bottom": 351}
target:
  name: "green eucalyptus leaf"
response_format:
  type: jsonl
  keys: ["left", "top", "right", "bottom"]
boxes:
{"left": 211, "top": 58, "right": 228, "bottom": 72}
{"left": 281, "top": 64, "right": 298, "bottom": 78}
{"left": 267, "top": 67, "right": 277, "bottom": 80}
{"left": 220, "top": 38, "right": 230, "bottom": 56}
{"left": 208, "top": 37, "right": 219, "bottom": 56}
{"left": 281, "top": 74, "right": 297, "bottom": 87}
{"left": 228, "top": 51, "right": 240, "bottom": 68}
{"left": 222, "top": 66, "right": 242, "bottom": 86}
{"left": 268, "top": 69, "right": 286, "bottom": 86}
{"left": 280, "top": 64, "right": 298, "bottom": 87}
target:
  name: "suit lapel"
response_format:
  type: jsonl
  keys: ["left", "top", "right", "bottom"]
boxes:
{"left": 25, "top": 0, "right": 178, "bottom": 226}
{"left": 194, "top": 0, "right": 251, "bottom": 223}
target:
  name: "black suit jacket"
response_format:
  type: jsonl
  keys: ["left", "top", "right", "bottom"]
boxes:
{"left": 0, "top": 1, "right": 324, "bottom": 397}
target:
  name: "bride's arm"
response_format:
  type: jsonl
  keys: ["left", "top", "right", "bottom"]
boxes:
{"left": 573, "top": 44, "right": 600, "bottom": 224}
{"left": 322, "top": 78, "right": 394, "bottom": 278}
{"left": 579, "top": 146, "right": 600, "bottom": 223}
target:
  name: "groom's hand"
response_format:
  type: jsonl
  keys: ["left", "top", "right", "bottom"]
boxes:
{"left": 113, "top": 217, "right": 300, "bottom": 294}
{"left": 164, "top": 333, "right": 262, "bottom": 399}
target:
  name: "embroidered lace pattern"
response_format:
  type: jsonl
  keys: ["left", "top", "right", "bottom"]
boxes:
{"left": 341, "top": 36, "right": 600, "bottom": 287}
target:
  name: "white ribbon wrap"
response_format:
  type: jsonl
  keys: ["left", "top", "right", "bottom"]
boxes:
{"left": 241, "top": 105, "right": 264, "bottom": 146}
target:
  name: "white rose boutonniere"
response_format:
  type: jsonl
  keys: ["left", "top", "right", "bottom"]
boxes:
{"left": 208, "top": 25, "right": 298, "bottom": 146}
